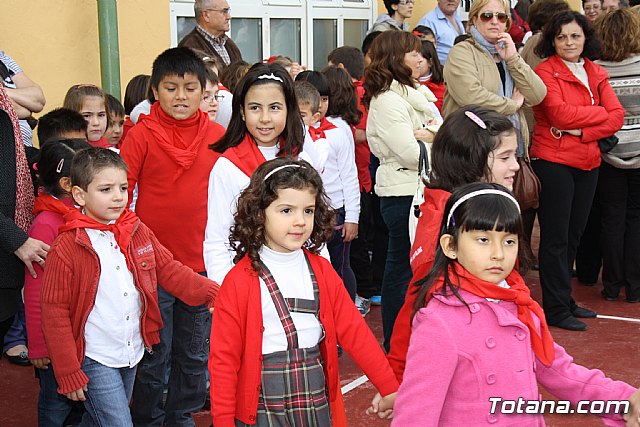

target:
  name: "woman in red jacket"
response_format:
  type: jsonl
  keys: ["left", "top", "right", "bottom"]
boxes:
{"left": 531, "top": 11, "right": 624, "bottom": 331}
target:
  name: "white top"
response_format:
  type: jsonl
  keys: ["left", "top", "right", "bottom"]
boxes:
{"left": 215, "top": 86, "right": 233, "bottom": 129}
{"left": 486, "top": 279, "right": 510, "bottom": 303}
{"left": 562, "top": 58, "right": 594, "bottom": 104}
{"left": 84, "top": 229, "right": 144, "bottom": 368}
{"left": 259, "top": 246, "right": 323, "bottom": 354}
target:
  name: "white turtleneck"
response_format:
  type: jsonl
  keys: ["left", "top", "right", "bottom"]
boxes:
{"left": 561, "top": 58, "right": 594, "bottom": 104}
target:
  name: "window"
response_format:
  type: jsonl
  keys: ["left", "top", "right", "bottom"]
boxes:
{"left": 313, "top": 20, "right": 337, "bottom": 69}
{"left": 231, "top": 18, "right": 263, "bottom": 63}
{"left": 344, "top": 19, "right": 368, "bottom": 48}
{"left": 270, "top": 19, "right": 302, "bottom": 63}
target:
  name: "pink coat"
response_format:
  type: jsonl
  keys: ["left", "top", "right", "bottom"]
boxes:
{"left": 392, "top": 289, "right": 634, "bottom": 426}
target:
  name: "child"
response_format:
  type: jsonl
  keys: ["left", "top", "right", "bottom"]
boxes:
{"left": 24, "top": 138, "right": 91, "bottom": 426}
{"left": 37, "top": 108, "right": 88, "bottom": 144}
{"left": 122, "top": 74, "right": 150, "bottom": 141}
{"left": 199, "top": 67, "right": 221, "bottom": 122}
{"left": 390, "top": 182, "right": 639, "bottom": 426}
{"left": 63, "top": 84, "right": 110, "bottom": 148}
{"left": 418, "top": 40, "right": 445, "bottom": 113}
{"left": 103, "top": 94, "right": 125, "bottom": 149}
{"left": 295, "top": 79, "right": 360, "bottom": 301}
{"left": 120, "top": 47, "right": 225, "bottom": 425}
{"left": 412, "top": 25, "right": 437, "bottom": 45}
{"left": 204, "top": 62, "right": 316, "bottom": 285}
{"left": 210, "top": 157, "right": 399, "bottom": 427}
{"left": 40, "top": 148, "right": 220, "bottom": 426}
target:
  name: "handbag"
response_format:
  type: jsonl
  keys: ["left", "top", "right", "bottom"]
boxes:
{"left": 512, "top": 152, "right": 541, "bottom": 211}
{"left": 409, "top": 139, "right": 430, "bottom": 245}
{"left": 598, "top": 135, "right": 619, "bottom": 153}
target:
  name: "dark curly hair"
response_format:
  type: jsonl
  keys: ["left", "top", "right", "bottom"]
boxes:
{"left": 230, "top": 157, "right": 335, "bottom": 272}
{"left": 534, "top": 10, "right": 600, "bottom": 60}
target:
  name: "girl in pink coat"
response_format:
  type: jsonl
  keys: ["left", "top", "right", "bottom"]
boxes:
{"left": 391, "top": 181, "right": 639, "bottom": 426}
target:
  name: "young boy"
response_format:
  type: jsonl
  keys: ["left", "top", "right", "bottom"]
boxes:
{"left": 103, "top": 94, "right": 125, "bottom": 149}
{"left": 40, "top": 148, "right": 219, "bottom": 426}
{"left": 199, "top": 67, "right": 221, "bottom": 122}
{"left": 294, "top": 80, "right": 360, "bottom": 302}
{"left": 119, "top": 47, "right": 225, "bottom": 426}
{"left": 37, "top": 107, "right": 88, "bottom": 144}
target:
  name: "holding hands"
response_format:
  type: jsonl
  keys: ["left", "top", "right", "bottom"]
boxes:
{"left": 367, "top": 392, "right": 397, "bottom": 419}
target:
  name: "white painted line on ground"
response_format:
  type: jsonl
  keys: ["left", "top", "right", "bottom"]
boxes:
{"left": 597, "top": 314, "right": 640, "bottom": 323}
{"left": 341, "top": 375, "right": 369, "bottom": 394}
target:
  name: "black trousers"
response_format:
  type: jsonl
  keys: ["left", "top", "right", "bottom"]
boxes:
{"left": 575, "top": 187, "right": 602, "bottom": 284}
{"left": 533, "top": 160, "right": 598, "bottom": 323}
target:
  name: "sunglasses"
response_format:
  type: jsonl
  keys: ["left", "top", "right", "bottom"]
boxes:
{"left": 478, "top": 11, "right": 509, "bottom": 23}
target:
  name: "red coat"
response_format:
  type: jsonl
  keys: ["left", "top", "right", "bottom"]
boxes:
{"left": 209, "top": 251, "right": 399, "bottom": 427}
{"left": 41, "top": 221, "right": 219, "bottom": 394}
{"left": 531, "top": 55, "right": 624, "bottom": 171}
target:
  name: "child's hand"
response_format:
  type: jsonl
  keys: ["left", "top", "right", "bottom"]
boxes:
{"left": 342, "top": 222, "right": 358, "bottom": 242}
{"left": 65, "top": 385, "right": 88, "bottom": 401}
{"left": 366, "top": 392, "right": 395, "bottom": 419}
{"left": 209, "top": 307, "right": 214, "bottom": 314}
{"left": 30, "top": 357, "right": 50, "bottom": 370}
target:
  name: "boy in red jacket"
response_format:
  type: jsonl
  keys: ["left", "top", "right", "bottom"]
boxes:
{"left": 120, "top": 47, "right": 225, "bottom": 426}
{"left": 41, "top": 148, "right": 219, "bottom": 426}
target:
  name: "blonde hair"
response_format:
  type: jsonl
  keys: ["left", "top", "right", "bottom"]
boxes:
{"left": 467, "top": 0, "right": 512, "bottom": 32}
{"left": 63, "top": 84, "right": 108, "bottom": 116}
{"left": 595, "top": 9, "right": 640, "bottom": 62}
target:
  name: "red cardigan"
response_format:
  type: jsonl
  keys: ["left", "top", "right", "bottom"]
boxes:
{"left": 531, "top": 55, "right": 624, "bottom": 171}
{"left": 41, "top": 221, "right": 219, "bottom": 394}
{"left": 209, "top": 251, "right": 399, "bottom": 427}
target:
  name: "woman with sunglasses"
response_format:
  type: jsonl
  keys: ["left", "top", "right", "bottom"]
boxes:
{"left": 530, "top": 11, "right": 624, "bottom": 331}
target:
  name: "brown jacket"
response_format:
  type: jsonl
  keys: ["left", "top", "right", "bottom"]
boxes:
{"left": 178, "top": 27, "right": 242, "bottom": 67}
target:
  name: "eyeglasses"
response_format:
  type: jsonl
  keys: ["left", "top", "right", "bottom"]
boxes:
{"left": 203, "top": 94, "right": 224, "bottom": 103}
{"left": 204, "top": 7, "right": 231, "bottom": 16}
{"left": 478, "top": 11, "right": 509, "bottom": 23}
{"left": 398, "top": 0, "right": 415, "bottom": 4}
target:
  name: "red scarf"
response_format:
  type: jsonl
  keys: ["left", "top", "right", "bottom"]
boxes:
{"left": 0, "top": 86, "right": 34, "bottom": 232}
{"left": 428, "top": 264, "right": 555, "bottom": 366}
{"left": 308, "top": 117, "right": 337, "bottom": 142}
{"left": 223, "top": 133, "right": 293, "bottom": 177}
{"left": 89, "top": 137, "right": 111, "bottom": 149}
{"left": 33, "top": 190, "right": 75, "bottom": 217}
{"left": 140, "top": 103, "right": 210, "bottom": 181}
{"left": 60, "top": 208, "right": 140, "bottom": 268}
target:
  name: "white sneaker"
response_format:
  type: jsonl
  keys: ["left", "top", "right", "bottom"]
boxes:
{"left": 355, "top": 295, "right": 371, "bottom": 317}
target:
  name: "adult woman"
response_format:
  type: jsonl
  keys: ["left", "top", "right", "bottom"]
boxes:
{"left": 532, "top": 11, "right": 624, "bottom": 330}
{"left": 594, "top": 10, "right": 640, "bottom": 302}
{"left": 582, "top": 0, "right": 603, "bottom": 24}
{"left": 363, "top": 30, "right": 441, "bottom": 351}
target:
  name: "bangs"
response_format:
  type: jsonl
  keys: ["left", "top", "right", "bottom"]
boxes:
{"left": 457, "top": 196, "right": 521, "bottom": 235}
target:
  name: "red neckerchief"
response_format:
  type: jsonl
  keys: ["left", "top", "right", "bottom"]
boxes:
{"left": 60, "top": 208, "right": 140, "bottom": 268}
{"left": 33, "top": 190, "right": 75, "bottom": 216}
{"left": 89, "top": 137, "right": 112, "bottom": 149}
{"left": 308, "top": 117, "right": 337, "bottom": 142}
{"left": 428, "top": 263, "right": 555, "bottom": 366}
{"left": 222, "top": 133, "right": 292, "bottom": 177}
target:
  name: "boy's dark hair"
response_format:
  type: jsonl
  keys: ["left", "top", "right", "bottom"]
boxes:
{"left": 327, "top": 46, "right": 365, "bottom": 81}
{"left": 294, "top": 81, "right": 321, "bottom": 114}
{"left": 105, "top": 94, "right": 125, "bottom": 118}
{"left": 150, "top": 47, "right": 207, "bottom": 91}
{"left": 37, "top": 108, "right": 88, "bottom": 144}
{"left": 421, "top": 40, "right": 444, "bottom": 84}
{"left": 527, "top": 0, "right": 570, "bottom": 33}
{"left": 321, "top": 66, "right": 362, "bottom": 126}
{"left": 212, "top": 63, "right": 305, "bottom": 158}
{"left": 429, "top": 105, "right": 515, "bottom": 192}
{"left": 295, "top": 70, "right": 330, "bottom": 97}
{"left": 535, "top": 10, "right": 600, "bottom": 60}
{"left": 413, "top": 25, "right": 436, "bottom": 38}
{"left": 230, "top": 157, "right": 335, "bottom": 272}
{"left": 362, "top": 31, "right": 383, "bottom": 56}
{"left": 219, "top": 60, "right": 251, "bottom": 94}
{"left": 204, "top": 67, "right": 219, "bottom": 86}
{"left": 36, "top": 139, "right": 92, "bottom": 197}
{"left": 454, "top": 34, "right": 472, "bottom": 45}
{"left": 123, "top": 74, "right": 150, "bottom": 115}
{"left": 412, "top": 182, "right": 527, "bottom": 318}
{"left": 383, "top": 0, "right": 401, "bottom": 16}
{"left": 71, "top": 147, "right": 128, "bottom": 191}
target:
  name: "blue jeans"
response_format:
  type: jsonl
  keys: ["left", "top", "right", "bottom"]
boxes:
{"left": 327, "top": 207, "right": 357, "bottom": 301}
{"left": 379, "top": 196, "right": 413, "bottom": 352}
{"left": 80, "top": 357, "right": 137, "bottom": 427}
{"left": 3, "top": 298, "right": 27, "bottom": 352}
{"left": 131, "top": 284, "right": 211, "bottom": 427}
{"left": 37, "top": 365, "right": 73, "bottom": 427}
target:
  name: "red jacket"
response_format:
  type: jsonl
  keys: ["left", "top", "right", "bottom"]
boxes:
{"left": 354, "top": 80, "right": 372, "bottom": 192}
{"left": 531, "top": 55, "right": 624, "bottom": 171}
{"left": 209, "top": 251, "right": 399, "bottom": 427}
{"left": 41, "top": 221, "right": 219, "bottom": 394}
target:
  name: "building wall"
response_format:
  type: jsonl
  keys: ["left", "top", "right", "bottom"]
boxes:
{"left": 2, "top": 0, "right": 170, "bottom": 143}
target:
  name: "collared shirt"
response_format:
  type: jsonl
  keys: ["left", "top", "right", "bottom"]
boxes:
{"left": 84, "top": 228, "right": 144, "bottom": 368}
{"left": 0, "top": 51, "right": 33, "bottom": 146}
{"left": 196, "top": 24, "right": 231, "bottom": 65}
{"left": 418, "top": 7, "right": 466, "bottom": 65}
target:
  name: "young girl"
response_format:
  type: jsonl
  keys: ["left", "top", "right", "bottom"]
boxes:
{"left": 418, "top": 40, "right": 445, "bottom": 113}
{"left": 204, "top": 63, "right": 318, "bottom": 285}
{"left": 103, "top": 94, "right": 125, "bottom": 149}
{"left": 23, "top": 138, "right": 91, "bottom": 426}
{"left": 63, "top": 84, "right": 110, "bottom": 148}
{"left": 391, "top": 182, "right": 639, "bottom": 426}
{"left": 209, "top": 157, "right": 399, "bottom": 427}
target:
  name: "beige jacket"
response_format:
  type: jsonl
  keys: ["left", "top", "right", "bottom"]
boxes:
{"left": 443, "top": 39, "right": 547, "bottom": 147}
{"left": 367, "top": 80, "right": 441, "bottom": 197}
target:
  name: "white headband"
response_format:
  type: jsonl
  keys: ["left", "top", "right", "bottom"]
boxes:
{"left": 264, "top": 164, "right": 302, "bottom": 181}
{"left": 257, "top": 73, "right": 284, "bottom": 83}
{"left": 446, "top": 189, "right": 520, "bottom": 228}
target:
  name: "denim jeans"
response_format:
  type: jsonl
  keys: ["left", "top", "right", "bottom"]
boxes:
{"left": 3, "top": 297, "right": 27, "bottom": 352}
{"left": 37, "top": 365, "right": 73, "bottom": 427}
{"left": 327, "top": 207, "right": 357, "bottom": 301}
{"left": 379, "top": 196, "right": 413, "bottom": 352}
{"left": 131, "top": 284, "right": 211, "bottom": 427}
{"left": 79, "top": 357, "right": 137, "bottom": 427}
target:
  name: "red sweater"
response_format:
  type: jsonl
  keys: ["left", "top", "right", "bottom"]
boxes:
{"left": 354, "top": 80, "right": 372, "bottom": 192}
{"left": 209, "top": 251, "right": 399, "bottom": 427}
{"left": 120, "top": 103, "right": 223, "bottom": 271}
{"left": 422, "top": 79, "right": 445, "bottom": 113}
{"left": 40, "top": 221, "right": 219, "bottom": 394}
{"left": 531, "top": 55, "right": 624, "bottom": 171}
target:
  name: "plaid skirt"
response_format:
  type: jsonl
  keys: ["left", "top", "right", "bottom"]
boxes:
{"left": 235, "top": 345, "right": 331, "bottom": 427}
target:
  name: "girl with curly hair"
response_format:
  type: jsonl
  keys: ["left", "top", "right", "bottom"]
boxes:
{"left": 209, "top": 157, "right": 399, "bottom": 427}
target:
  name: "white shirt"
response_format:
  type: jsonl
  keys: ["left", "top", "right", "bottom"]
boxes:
{"left": 259, "top": 246, "right": 323, "bottom": 354}
{"left": 486, "top": 279, "right": 510, "bottom": 304}
{"left": 84, "top": 229, "right": 144, "bottom": 368}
